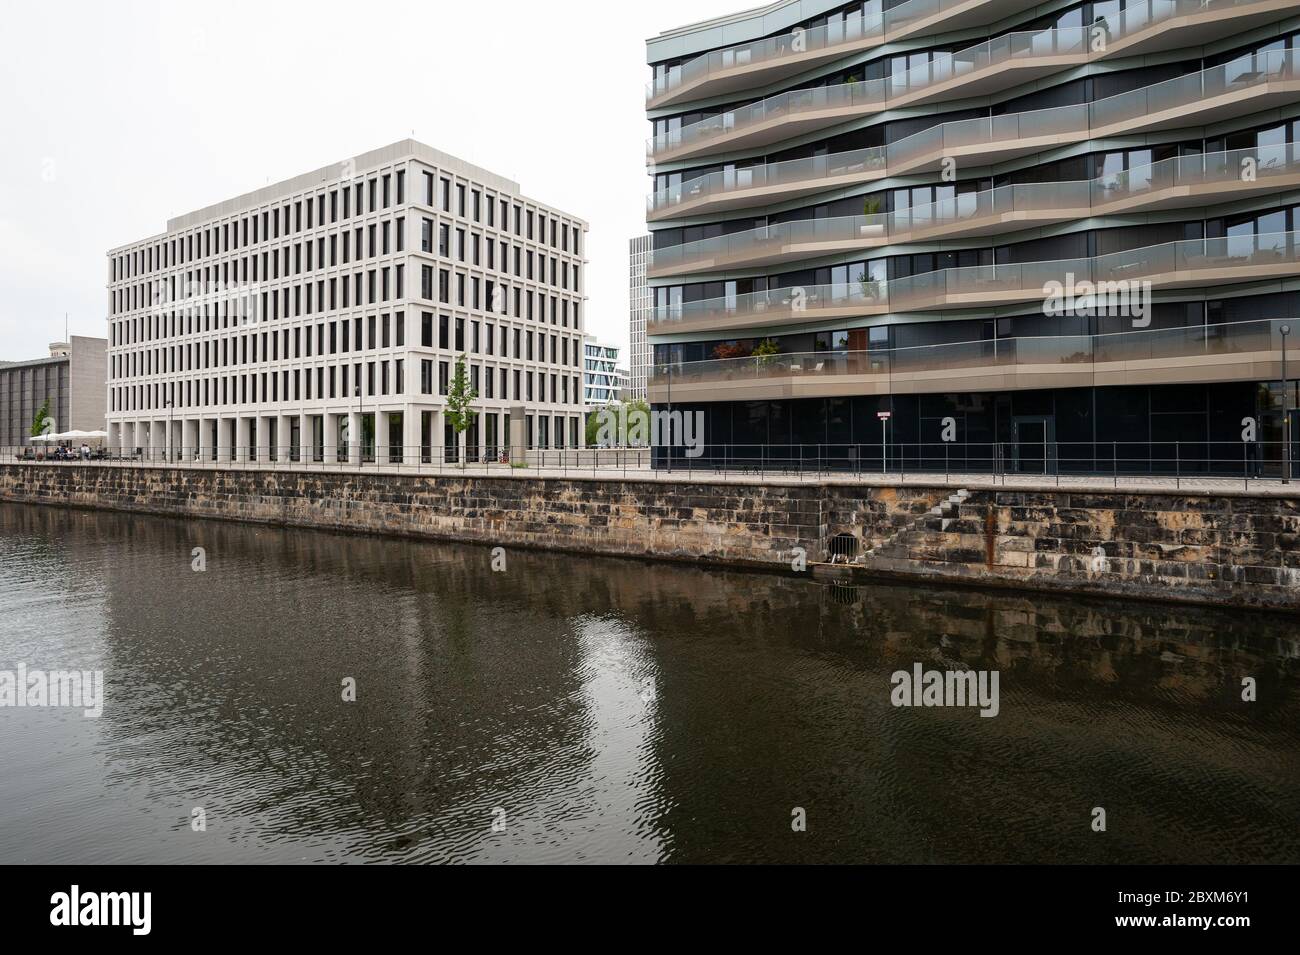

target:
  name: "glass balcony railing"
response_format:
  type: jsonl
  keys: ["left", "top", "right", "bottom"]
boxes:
{"left": 650, "top": 319, "right": 1287, "bottom": 391}
{"left": 653, "top": 279, "right": 890, "bottom": 329}
{"left": 645, "top": 0, "right": 983, "bottom": 105}
{"left": 647, "top": 0, "right": 1283, "bottom": 107}
{"left": 650, "top": 50, "right": 1300, "bottom": 202}
{"left": 647, "top": 20, "right": 1298, "bottom": 160}
{"left": 650, "top": 231, "right": 1300, "bottom": 330}
{"left": 649, "top": 145, "right": 1300, "bottom": 271}
{"left": 649, "top": 146, "right": 888, "bottom": 216}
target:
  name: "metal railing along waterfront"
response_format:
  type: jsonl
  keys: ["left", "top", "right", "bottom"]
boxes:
{"left": 7, "top": 444, "right": 651, "bottom": 473}
{"left": 651, "top": 232, "right": 1300, "bottom": 328}
{"left": 645, "top": 440, "right": 1299, "bottom": 488}
{"left": 647, "top": 44, "right": 1299, "bottom": 161}
{"left": 8, "top": 441, "right": 1295, "bottom": 488}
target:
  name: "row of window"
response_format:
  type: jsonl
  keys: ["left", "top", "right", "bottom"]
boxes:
{"left": 110, "top": 264, "right": 581, "bottom": 349}
{"left": 420, "top": 218, "right": 579, "bottom": 288}
{"left": 653, "top": 290, "right": 1296, "bottom": 366}
{"left": 109, "top": 361, "right": 583, "bottom": 413}
{"left": 420, "top": 171, "right": 580, "bottom": 253}
{"left": 112, "top": 169, "right": 407, "bottom": 282}
{"left": 111, "top": 218, "right": 580, "bottom": 318}
{"left": 653, "top": 206, "right": 1300, "bottom": 308}
{"left": 112, "top": 163, "right": 582, "bottom": 285}
{"left": 110, "top": 312, "right": 582, "bottom": 381}
{"left": 418, "top": 265, "right": 580, "bottom": 326}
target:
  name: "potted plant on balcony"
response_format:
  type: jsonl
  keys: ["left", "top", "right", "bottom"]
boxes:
{"left": 857, "top": 268, "right": 884, "bottom": 302}
{"left": 860, "top": 195, "right": 886, "bottom": 238}
{"left": 752, "top": 337, "right": 781, "bottom": 369}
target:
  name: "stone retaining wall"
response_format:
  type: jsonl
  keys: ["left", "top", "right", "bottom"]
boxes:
{"left": 1, "top": 464, "right": 1296, "bottom": 609}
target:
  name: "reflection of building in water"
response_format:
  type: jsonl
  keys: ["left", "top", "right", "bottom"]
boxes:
{"left": 3, "top": 501, "right": 1296, "bottom": 864}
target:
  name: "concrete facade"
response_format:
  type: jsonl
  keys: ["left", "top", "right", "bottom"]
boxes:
{"left": 0, "top": 336, "right": 107, "bottom": 447}
{"left": 628, "top": 234, "right": 652, "bottom": 400}
{"left": 107, "top": 139, "right": 588, "bottom": 465}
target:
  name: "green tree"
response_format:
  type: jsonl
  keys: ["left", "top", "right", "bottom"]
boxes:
{"left": 586, "top": 398, "right": 652, "bottom": 448}
{"left": 30, "top": 397, "right": 52, "bottom": 439}
{"left": 752, "top": 338, "right": 781, "bottom": 368}
{"left": 585, "top": 408, "right": 602, "bottom": 446}
{"left": 623, "top": 398, "right": 650, "bottom": 446}
{"left": 445, "top": 354, "right": 478, "bottom": 466}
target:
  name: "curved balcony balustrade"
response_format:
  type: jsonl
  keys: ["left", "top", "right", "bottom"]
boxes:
{"left": 649, "top": 231, "right": 1300, "bottom": 334}
{"left": 647, "top": 319, "right": 1290, "bottom": 402}
{"left": 646, "top": 0, "right": 1298, "bottom": 111}
{"left": 647, "top": 24, "right": 1300, "bottom": 165}
{"left": 648, "top": 145, "right": 1300, "bottom": 275}
{"left": 649, "top": 60, "right": 1300, "bottom": 223}
{"left": 645, "top": 0, "right": 1030, "bottom": 111}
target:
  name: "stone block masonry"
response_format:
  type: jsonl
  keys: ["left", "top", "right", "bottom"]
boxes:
{"left": 1, "top": 465, "right": 1297, "bottom": 610}
{"left": 0, "top": 464, "right": 944, "bottom": 568}
{"left": 848, "top": 488, "right": 1300, "bottom": 611}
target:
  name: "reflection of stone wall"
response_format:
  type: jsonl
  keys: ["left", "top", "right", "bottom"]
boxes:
{"left": 2, "top": 465, "right": 1299, "bottom": 608}
{"left": 850, "top": 489, "right": 1300, "bottom": 610}
{"left": 0, "top": 464, "right": 940, "bottom": 568}
{"left": 6, "top": 501, "right": 1295, "bottom": 864}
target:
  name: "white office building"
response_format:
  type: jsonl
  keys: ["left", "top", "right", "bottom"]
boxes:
{"left": 583, "top": 337, "right": 626, "bottom": 407}
{"left": 628, "top": 234, "right": 651, "bottom": 400}
{"left": 106, "top": 139, "right": 589, "bottom": 464}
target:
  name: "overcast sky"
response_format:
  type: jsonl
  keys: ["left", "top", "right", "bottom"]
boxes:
{"left": 0, "top": 0, "right": 741, "bottom": 363}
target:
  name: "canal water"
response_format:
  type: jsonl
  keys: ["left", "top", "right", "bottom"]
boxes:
{"left": 0, "top": 501, "right": 1296, "bottom": 864}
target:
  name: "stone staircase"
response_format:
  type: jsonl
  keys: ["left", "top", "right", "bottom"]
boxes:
{"left": 861, "top": 488, "right": 972, "bottom": 561}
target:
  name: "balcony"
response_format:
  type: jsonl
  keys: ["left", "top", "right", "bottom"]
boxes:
{"left": 647, "top": 319, "right": 1289, "bottom": 403}
{"left": 652, "top": 282, "right": 892, "bottom": 337}
{"left": 646, "top": 0, "right": 1026, "bottom": 111}
{"left": 647, "top": 0, "right": 1296, "bottom": 111}
{"left": 649, "top": 61, "right": 1300, "bottom": 223}
{"left": 648, "top": 145, "right": 1300, "bottom": 274}
{"left": 647, "top": 30, "right": 1300, "bottom": 165}
{"left": 649, "top": 231, "right": 1300, "bottom": 334}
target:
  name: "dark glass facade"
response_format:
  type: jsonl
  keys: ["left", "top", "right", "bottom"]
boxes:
{"left": 645, "top": 0, "right": 1300, "bottom": 474}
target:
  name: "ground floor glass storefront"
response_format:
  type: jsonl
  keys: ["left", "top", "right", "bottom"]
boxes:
{"left": 651, "top": 381, "right": 1300, "bottom": 477}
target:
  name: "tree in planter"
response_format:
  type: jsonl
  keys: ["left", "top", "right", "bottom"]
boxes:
{"left": 30, "top": 397, "right": 53, "bottom": 439}
{"left": 588, "top": 398, "right": 653, "bottom": 448}
{"left": 584, "top": 407, "right": 605, "bottom": 447}
{"left": 444, "top": 353, "right": 478, "bottom": 467}
{"left": 752, "top": 337, "right": 781, "bottom": 368}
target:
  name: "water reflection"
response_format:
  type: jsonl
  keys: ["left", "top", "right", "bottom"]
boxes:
{"left": 0, "top": 502, "right": 1295, "bottom": 864}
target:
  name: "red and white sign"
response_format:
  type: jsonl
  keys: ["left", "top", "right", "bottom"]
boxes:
{"left": 877, "top": 411, "right": 892, "bottom": 420}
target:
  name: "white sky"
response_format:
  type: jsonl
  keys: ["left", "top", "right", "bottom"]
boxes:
{"left": 0, "top": 0, "right": 742, "bottom": 363}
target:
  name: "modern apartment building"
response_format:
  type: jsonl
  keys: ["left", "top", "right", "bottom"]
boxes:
{"left": 628, "top": 234, "right": 653, "bottom": 399}
{"left": 645, "top": 0, "right": 1300, "bottom": 474}
{"left": 0, "top": 336, "right": 107, "bottom": 447}
{"left": 107, "top": 140, "right": 588, "bottom": 464}
{"left": 583, "top": 337, "right": 628, "bottom": 406}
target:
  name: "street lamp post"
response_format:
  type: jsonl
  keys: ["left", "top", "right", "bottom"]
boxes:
{"left": 355, "top": 383, "right": 363, "bottom": 465}
{"left": 1282, "top": 323, "right": 1291, "bottom": 484}
{"left": 666, "top": 360, "right": 672, "bottom": 474}
{"left": 165, "top": 400, "right": 173, "bottom": 463}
